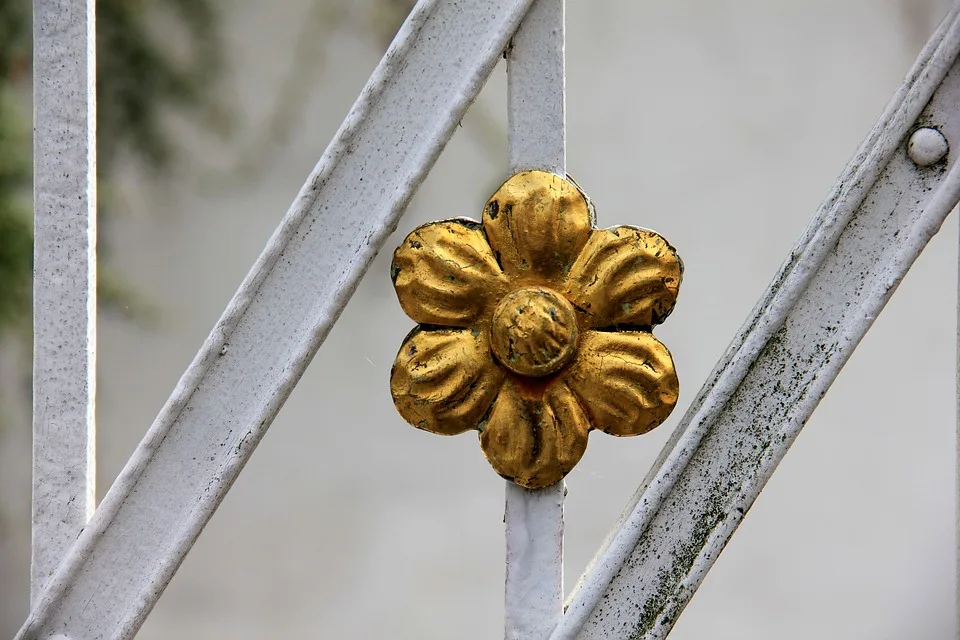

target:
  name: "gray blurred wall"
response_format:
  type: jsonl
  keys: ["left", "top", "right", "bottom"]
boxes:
{"left": 1, "top": 0, "right": 956, "bottom": 637}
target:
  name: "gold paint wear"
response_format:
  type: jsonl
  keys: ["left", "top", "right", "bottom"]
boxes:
{"left": 389, "top": 171, "right": 682, "bottom": 489}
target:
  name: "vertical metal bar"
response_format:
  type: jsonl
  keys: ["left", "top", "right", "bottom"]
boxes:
{"left": 504, "top": 1, "right": 565, "bottom": 638}
{"left": 31, "top": 0, "right": 97, "bottom": 605}
{"left": 507, "top": 0, "right": 565, "bottom": 176}
{"left": 505, "top": 482, "right": 565, "bottom": 640}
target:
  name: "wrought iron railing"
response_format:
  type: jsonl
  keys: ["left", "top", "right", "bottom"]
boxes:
{"left": 18, "top": 1, "right": 960, "bottom": 638}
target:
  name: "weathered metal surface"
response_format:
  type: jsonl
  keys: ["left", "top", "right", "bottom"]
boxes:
{"left": 505, "top": 479, "right": 564, "bottom": 640}
{"left": 503, "top": 3, "right": 566, "bottom": 636}
{"left": 553, "top": 5, "right": 960, "bottom": 639}
{"left": 909, "top": 126, "right": 950, "bottom": 166}
{"left": 30, "top": 0, "right": 97, "bottom": 606}
{"left": 389, "top": 171, "right": 682, "bottom": 489}
{"left": 16, "top": 2, "right": 536, "bottom": 638}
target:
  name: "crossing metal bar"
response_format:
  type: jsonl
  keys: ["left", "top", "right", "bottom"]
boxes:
{"left": 30, "top": 0, "right": 97, "bottom": 606}
{"left": 16, "top": 2, "right": 536, "bottom": 638}
{"left": 503, "top": 1, "right": 566, "bottom": 638}
{"left": 553, "top": 4, "right": 960, "bottom": 638}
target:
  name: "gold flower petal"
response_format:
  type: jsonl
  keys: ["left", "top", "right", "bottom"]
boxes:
{"left": 479, "top": 378, "right": 590, "bottom": 489}
{"left": 482, "top": 171, "right": 592, "bottom": 283}
{"left": 564, "top": 226, "right": 682, "bottom": 328}
{"left": 392, "top": 219, "right": 507, "bottom": 327}
{"left": 563, "top": 330, "right": 678, "bottom": 437}
{"left": 391, "top": 328, "right": 505, "bottom": 436}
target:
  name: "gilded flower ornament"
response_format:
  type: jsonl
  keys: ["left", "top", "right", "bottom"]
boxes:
{"left": 389, "top": 171, "right": 682, "bottom": 489}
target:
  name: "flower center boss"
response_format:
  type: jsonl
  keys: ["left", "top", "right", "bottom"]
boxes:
{"left": 389, "top": 171, "right": 682, "bottom": 489}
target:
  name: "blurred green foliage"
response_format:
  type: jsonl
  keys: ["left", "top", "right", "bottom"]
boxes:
{"left": 0, "top": 0, "right": 224, "bottom": 337}
{"left": 0, "top": 0, "right": 31, "bottom": 335}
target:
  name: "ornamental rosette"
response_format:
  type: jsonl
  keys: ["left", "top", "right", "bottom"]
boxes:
{"left": 389, "top": 171, "right": 682, "bottom": 489}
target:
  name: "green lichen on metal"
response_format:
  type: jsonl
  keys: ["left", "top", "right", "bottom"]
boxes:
{"left": 629, "top": 325, "right": 801, "bottom": 637}
{"left": 631, "top": 480, "right": 730, "bottom": 638}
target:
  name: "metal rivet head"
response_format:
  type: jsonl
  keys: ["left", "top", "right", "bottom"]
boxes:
{"left": 907, "top": 127, "right": 949, "bottom": 167}
{"left": 490, "top": 286, "right": 579, "bottom": 378}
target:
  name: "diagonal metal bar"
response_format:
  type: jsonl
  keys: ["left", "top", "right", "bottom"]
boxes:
{"left": 17, "top": 1, "right": 535, "bottom": 638}
{"left": 553, "top": 5, "right": 960, "bottom": 639}
{"left": 30, "top": 0, "right": 97, "bottom": 605}
{"left": 504, "top": 0, "right": 566, "bottom": 638}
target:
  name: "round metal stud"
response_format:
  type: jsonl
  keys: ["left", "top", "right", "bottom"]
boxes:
{"left": 490, "top": 286, "right": 579, "bottom": 378}
{"left": 907, "top": 127, "right": 949, "bottom": 167}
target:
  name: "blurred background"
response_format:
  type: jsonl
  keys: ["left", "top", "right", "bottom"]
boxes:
{"left": 0, "top": 0, "right": 957, "bottom": 637}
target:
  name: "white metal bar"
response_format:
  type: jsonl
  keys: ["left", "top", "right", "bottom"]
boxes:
{"left": 505, "top": 484, "right": 564, "bottom": 640}
{"left": 30, "top": 0, "right": 97, "bottom": 606}
{"left": 16, "top": 2, "right": 535, "bottom": 638}
{"left": 507, "top": 0, "right": 565, "bottom": 176}
{"left": 554, "top": 5, "right": 960, "bottom": 639}
{"left": 504, "top": 1, "right": 565, "bottom": 639}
